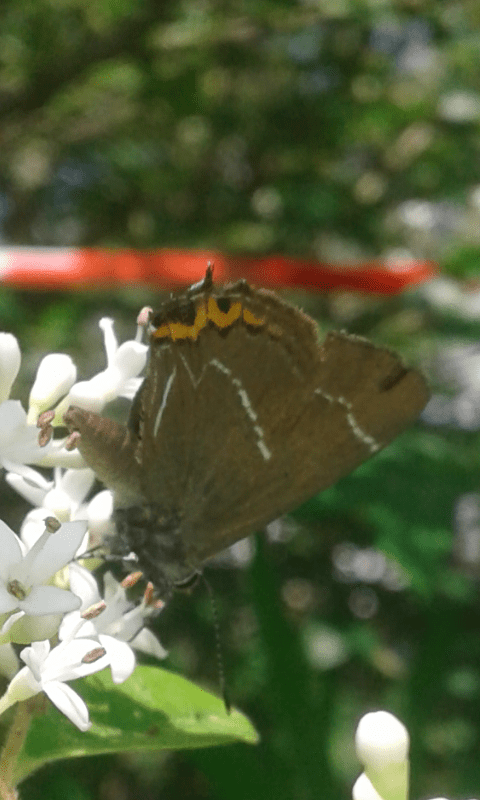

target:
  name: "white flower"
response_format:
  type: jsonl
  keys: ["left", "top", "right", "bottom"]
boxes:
{"left": 0, "top": 400, "right": 48, "bottom": 476}
{"left": 0, "top": 335, "right": 54, "bottom": 472}
{"left": 0, "top": 518, "right": 85, "bottom": 644}
{"left": 7, "top": 466, "right": 95, "bottom": 548}
{"left": 27, "top": 353, "right": 77, "bottom": 424}
{"left": 0, "top": 637, "right": 110, "bottom": 731}
{"left": 0, "top": 333, "right": 21, "bottom": 405}
{"left": 52, "top": 317, "right": 147, "bottom": 421}
{"left": 7, "top": 467, "right": 114, "bottom": 560}
{"left": 60, "top": 566, "right": 166, "bottom": 684}
{"left": 355, "top": 711, "right": 409, "bottom": 800}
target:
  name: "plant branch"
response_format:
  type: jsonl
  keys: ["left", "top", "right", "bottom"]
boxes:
{"left": 0, "top": 700, "right": 33, "bottom": 799}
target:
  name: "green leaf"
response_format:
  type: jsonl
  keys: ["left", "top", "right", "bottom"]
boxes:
{"left": 15, "top": 666, "right": 259, "bottom": 785}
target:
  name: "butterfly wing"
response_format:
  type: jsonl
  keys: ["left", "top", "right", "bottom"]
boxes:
{"left": 134, "top": 285, "right": 428, "bottom": 567}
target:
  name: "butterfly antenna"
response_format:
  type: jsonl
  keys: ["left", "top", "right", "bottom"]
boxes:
{"left": 201, "top": 574, "right": 231, "bottom": 714}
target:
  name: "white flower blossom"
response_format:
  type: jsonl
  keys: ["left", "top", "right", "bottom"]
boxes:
{"left": 60, "top": 565, "right": 166, "bottom": 684}
{"left": 51, "top": 317, "right": 147, "bottom": 423}
{"left": 0, "top": 334, "right": 55, "bottom": 472}
{"left": 0, "top": 637, "right": 110, "bottom": 731}
{"left": 6, "top": 462, "right": 115, "bottom": 555}
{"left": 6, "top": 466, "right": 95, "bottom": 548}
{"left": 0, "top": 518, "right": 85, "bottom": 644}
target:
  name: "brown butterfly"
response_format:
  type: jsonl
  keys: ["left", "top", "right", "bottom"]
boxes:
{"left": 64, "top": 269, "right": 428, "bottom": 598}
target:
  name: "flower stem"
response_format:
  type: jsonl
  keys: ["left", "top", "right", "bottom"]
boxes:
{"left": 0, "top": 699, "right": 33, "bottom": 798}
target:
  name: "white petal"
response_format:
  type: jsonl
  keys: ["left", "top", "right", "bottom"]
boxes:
{"left": 3, "top": 461, "right": 52, "bottom": 487}
{"left": 28, "top": 354, "right": 77, "bottom": 423}
{"left": 21, "top": 586, "right": 81, "bottom": 616}
{"left": 113, "top": 341, "right": 147, "bottom": 379}
{"left": 59, "top": 612, "right": 95, "bottom": 641}
{"left": 9, "top": 612, "right": 62, "bottom": 645}
{"left": 102, "top": 572, "right": 123, "bottom": 601}
{"left": 119, "top": 376, "right": 144, "bottom": 401}
{"left": 0, "top": 401, "right": 45, "bottom": 465}
{"left": 36, "top": 440, "right": 86, "bottom": 469}
{"left": 42, "top": 638, "right": 109, "bottom": 682}
{"left": 42, "top": 487, "right": 74, "bottom": 521}
{"left": 3, "top": 665, "right": 41, "bottom": 705}
{"left": 114, "top": 605, "right": 144, "bottom": 640}
{"left": 24, "top": 520, "right": 87, "bottom": 583}
{"left": 0, "top": 400, "right": 26, "bottom": 440}
{"left": 5, "top": 470, "right": 51, "bottom": 506}
{"left": 99, "top": 634, "right": 135, "bottom": 683}
{"left": 60, "top": 468, "right": 95, "bottom": 506}
{"left": 0, "top": 519, "right": 23, "bottom": 581}
{"left": 1, "top": 610, "right": 26, "bottom": 634}
{"left": 20, "top": 509, "right": 54, "bottom": 550}
{"left": 20, "top": 639, "right": 51, "bottom": 673}
{"left": 0, "top": 333, "right": 21, "bottom": 404}
{"left": 43, "top": 680, "right": 91, "bottom": 731}
{"left": 130, "top": 627, "right": 168, "bottom": 660}
{"left": 353, "top": 773, "right": 385, "bottom": 800}
{"left": 65, "top": 376, "right": 112, "bottom": 412}
{"left": 98, "top": 317, "right": 117, "bottom": 365}
{"left": 67, "top": 563, "right": 100, "bottom": 608}
{"left": 86, "top": 490, "right": 114, "bottom": 546}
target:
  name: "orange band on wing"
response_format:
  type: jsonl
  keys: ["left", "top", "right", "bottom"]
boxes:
{"left": 152, "top": 298, "right": 265, "bottom": 341}
{"left": 207, "top": 298, "right": 243, "bottom": 327}
{"left": 242, "top": 307, "right": 264, "bottom": 327}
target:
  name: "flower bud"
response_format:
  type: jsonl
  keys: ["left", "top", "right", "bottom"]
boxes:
{"left": 355, "top": 711, "right": 409, "bottom": 800}
{"left": 0, "top": 333, "right": 21, "bottom": 404}
{"left": 28, "top": 354, "right": 77, "bottom": 423}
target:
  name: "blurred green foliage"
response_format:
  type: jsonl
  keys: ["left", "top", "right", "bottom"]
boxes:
{"left": 1, "top": 0, "right": 480, "bottom": 268}
{"left": 1, "top": 1, "right": 480, "bottom": 800}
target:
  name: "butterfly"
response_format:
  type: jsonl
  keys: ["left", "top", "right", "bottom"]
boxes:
{"left": 64, "top": 269, "right": 428, "bottom": 598}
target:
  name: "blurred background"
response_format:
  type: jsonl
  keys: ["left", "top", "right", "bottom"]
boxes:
{"left": 2, "top": 1, "right": 480, "bottom": 798}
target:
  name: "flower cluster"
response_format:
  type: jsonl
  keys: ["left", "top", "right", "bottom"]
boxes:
{"left": 0, "top": 317, "right": 166, "bottom": 731}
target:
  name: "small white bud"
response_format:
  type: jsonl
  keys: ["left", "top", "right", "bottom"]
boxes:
{"left": 355, "top": 712, "right": 409, "bottom": 800}
{"left": 356, "top": 711, "right": 409, "bottom": 768}
{"left": 28, "top": 354, "right": 77, "bottom": 423}
{"left": 0, "top": 333, "right": 21, "bottom": 404}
